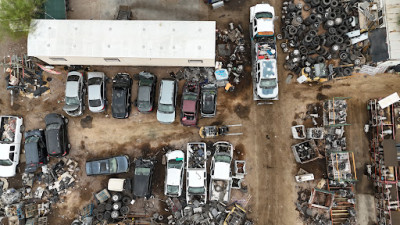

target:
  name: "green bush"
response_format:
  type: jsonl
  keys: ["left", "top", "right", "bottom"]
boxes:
{"left": 0, "top": 0, "right": 46, "bottom": 38}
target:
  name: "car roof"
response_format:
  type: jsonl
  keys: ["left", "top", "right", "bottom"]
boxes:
{"left": 46, "top": 129, "right": 61, "bottom": 155}
{"left": 160, "top": 80, "right": 175, "bottom": 104}
{"left": 65, "top": 80, "right": 79, "bottom": 97}
{"left": 182, "top": 100, "right": 196, "bottom": 112}
{"left": 167, "top": 168, "right": 181, "bottom": 185}
{"left": 25, "top": 141, "right": 40, "bottom": 164}
{"left": 259, "top": 59, "right": 277, "bottom": 79}
{"left": 138, "top": 86, "right": 151, "bottom": 102}
{"left": 88, "top": 84, "right": 101, "bottom": 100}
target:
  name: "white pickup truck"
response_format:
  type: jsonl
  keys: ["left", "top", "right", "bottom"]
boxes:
{"left": 209, "top": 141, "right": 233, "bottom": 203}
{"left": 250, "top": 3, "right": 279, "bottom": 101}
{"left": 0, "top": 116, "right": 23, "bottom": 177}
{"left": 186, "top": 142, "right": 207, "bottom": 205}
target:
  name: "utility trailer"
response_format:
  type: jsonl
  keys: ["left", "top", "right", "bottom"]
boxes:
{"left": 250, "top": 4, "right": 279, "bottom": 102}
{"left": 186, "top": 142, "right": 207, "bottom": 205}
{"left": 209, "top": 141, "right": 233, "bottom": 203}
{"left": 199, "top": 124, "right": 243, "bottom": 138}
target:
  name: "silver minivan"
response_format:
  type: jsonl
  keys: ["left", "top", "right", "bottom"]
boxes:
{"left": 157, "top": 79, "right": 177, "bottom": 124}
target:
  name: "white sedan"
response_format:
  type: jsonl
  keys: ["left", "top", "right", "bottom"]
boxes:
{"left": 164, "top": 150, "right": 185, "bottom": 197}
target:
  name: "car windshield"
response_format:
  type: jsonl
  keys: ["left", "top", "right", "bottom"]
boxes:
{"left": 158, "top": 104, "right": 174, "bottom": 113}
{"left": 215, "top": 155, "right": 231, "bottom": 163}
{"left": 89, "top": 99, "right": 102, "bottom": 107}
{"left": 0, "top": 159, "right": 12, "bottom": 166}
{"left": 168, "top": 159, "right": 183, "bottom": 169}
{"left": 88, "top": 77, "right": 102, "bottom": 85}
{"left": 46, "top": 123, "right": 60, "bottom": 131}
{"left": 188, "top": 186, "right": 205, "bottom": 194}
{"left": 25, "top": 136, "right": 39, "bottom": 144}
{"left": 65, "top": 96, "right": 80, "bottom": 105}
{"left": 260, "top": 79, "right": 277, "bottom": 89}
{"left": 255, "top": 12, "right": 273, "bottom": 19}
{"left": 109, "top": 158, "right": 117, "bottom": 173}
{"left": 167, "top": 185, "right": 179, "bottom": 194}
{"left": 183, "top": 94, "right": 197, "bottom": 101}
{"left": 135, "top": 167, "right": 151, "bottom": 176}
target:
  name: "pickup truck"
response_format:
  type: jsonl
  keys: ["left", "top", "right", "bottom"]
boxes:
{"left": 209, "top": 141, "right": 233, "bottom": 203}
{"left": 186, "top": 142, "right": 207, "bottom": 205}
{"left": 0, "top": 116, "right": 23, "bottom": 177}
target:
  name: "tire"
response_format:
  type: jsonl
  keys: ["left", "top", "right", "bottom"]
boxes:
{"left": 120, "top": 206, "right": 129, "bottom": 215}
{"left": 96, "top": 213, "right": 104, "bottom": 221}
{"left": 97, "top": 203, "right": 106, "bottom": 212}
{"left": 122, "top": 196, "right": 131, "bottom": 205}
{"left": 105, "top": 203, "right": 112, "bottom": 211}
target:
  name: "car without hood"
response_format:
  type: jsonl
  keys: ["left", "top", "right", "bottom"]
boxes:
{"left": 181, "top": 81, "right": 200, "bottom": 126}
{"left": 164, "top": 150, "right": 184, "bottom": 197}
{"left": 136, "top": 72, "right": 157, "bottom": 113}
{"left": 44, "top": 113, "right": 70, "bottom": 157}
{"left": 112, "top": 73, "right": 132, "bottom": 119}
{"left": 0, "top": 116, "right": 23, "bottom": 177}
{"left": 63, "top": 71, "right": 85, "bottom": 117}
{"left": 24, "top": 129, "right": 48, "bottom": 173}
{"left": 88, "top": 72, "right": 106, "bottom": 113}
{"left": 133, "top": 159, "right": 154, "bottom": 198}
{"left": 85, "top": 155, "right": 130, "bottom": 176}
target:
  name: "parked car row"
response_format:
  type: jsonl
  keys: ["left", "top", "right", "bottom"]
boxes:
{"left": 63, "top": 71, "right": 218, "bottom": 126}
{"left": 88, "top": 141, "right": 233, "bottom": 204}
{"left": 0, "top": 114, "right": 70, "bottom": 177}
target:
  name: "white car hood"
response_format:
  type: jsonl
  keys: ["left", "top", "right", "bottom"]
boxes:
{"left": 157, "top": 111, "right": 175, "bottom": 124}
{"left": 167, "top": 168, "right": 182, "bottom": 186}
{"left": 213, "top": 162, "right": 230, "bottom": 180}
{"left": 0, "top": 165, "right": 16, "bottom": 177}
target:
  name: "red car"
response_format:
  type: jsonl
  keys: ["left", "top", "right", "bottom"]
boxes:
{"left": 180, "top": 81, "right": 199, "bottom": 126}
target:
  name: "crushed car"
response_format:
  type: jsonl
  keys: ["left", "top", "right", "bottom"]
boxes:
{"left": 133, "top": 158, "right": 154, "bottom": 198}
{"left": 63, "top": 71, "right": 85, "bottom": 116}
{"left": 24, "top": 129, "right": 48, "bottom": 173}
{"left": 0, "top": 116, "right": 23, "bottom": 177}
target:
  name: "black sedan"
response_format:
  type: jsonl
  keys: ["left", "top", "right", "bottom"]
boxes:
{"left": 133, "top": 159, "right": 154, "bottom": 198}
{"left": 86, "top": 155, "right": 130, "bottom": 176}
{"left": 24, "top": 129, "right": 48, "bottom": 173}
{"left": 200, "top": 83, "right": 217, "bottom": 118}
{"left": 112, "top": 73, "right": 132, "bottom": 119}
{"left": 44, "top": 113, "right": 70, "bottom": 157}
{"left": 136, "top": 72, "right": 157, "bottom": 113}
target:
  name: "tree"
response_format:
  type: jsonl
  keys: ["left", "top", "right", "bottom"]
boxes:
{"left": 0, "top": 0, "right": 46, "bottom": 38}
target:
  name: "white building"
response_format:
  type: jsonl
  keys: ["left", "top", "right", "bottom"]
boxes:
{"left": 28, "top": 19, "right": 216, "bottom": 67}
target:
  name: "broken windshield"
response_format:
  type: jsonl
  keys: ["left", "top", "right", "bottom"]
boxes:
{"left": 65, "top": 96, "right": 80, "bottom": 105}
{"left": 255, "top": 12, "right": 273, "bottom": 19}
{"left": 260, "top": 79, "right": 277, "bottom": 89}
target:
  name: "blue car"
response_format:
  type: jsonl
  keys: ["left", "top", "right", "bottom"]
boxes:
{"left": 85, "top": 155, "right": 130, "bottom": 176}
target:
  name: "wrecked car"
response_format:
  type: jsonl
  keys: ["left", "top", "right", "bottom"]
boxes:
{"left": 135, "top": 72, "right": 157, "bottom": 113}
{"left": 157, "top": 79, "right": 178, "bottom": 124}
{"left": 63, "top": 71, "right": 85, "bottom": 117}
{"left": 164, "top": 150, "right": 185, "bottom": 197}
{"left": 85, "top": 155, "right": 130, "bottom": 176}
{"left": 24, "top": 129, "right": 48, "bottom": 173}
{"left": 0, "top": 116, "right": 23, "bottom": 177}
{"left": 200, "top": 83, "right": 217, "bottom": 118}
{"left": 133, "top": 159, "right": 154, "bottom": 198}
{"left": 180, "top": 81, "right": 200, "bottom": 126}
{"left": 44, "top": 113, "right": 70, "bottom": 157}
{"left": 112, "top": 73, "right": 132, "bottom": 119}
{"left": 88, "top": 72, "right": 107, "bottom": 113}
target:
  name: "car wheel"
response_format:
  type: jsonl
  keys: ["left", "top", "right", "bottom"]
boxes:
{"left": 64, "top": 118, "right": 69, "bottom": 124}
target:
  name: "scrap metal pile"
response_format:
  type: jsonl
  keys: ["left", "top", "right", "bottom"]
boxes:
{"left": 0, "top": 159, "right": 79, "bottom": 225}
{"left": 2, "top": 55, "right": 51, "bottom": 104}
{"left": 292, "top": 98, "right": 357, "bottom": 224}
{"left": 280, "top": 0, "right": 368, "bottom": 82}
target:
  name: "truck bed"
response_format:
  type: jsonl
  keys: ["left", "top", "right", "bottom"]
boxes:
{"left": 210, "top": 179, "right": 231, "bottom": 202}
{"left": 0, "top": 117, "right": 17, "bottom": 143}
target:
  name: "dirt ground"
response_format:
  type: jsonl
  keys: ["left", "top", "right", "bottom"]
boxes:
{"left": 1, "top": 0, "right": 400, "bottom": 224}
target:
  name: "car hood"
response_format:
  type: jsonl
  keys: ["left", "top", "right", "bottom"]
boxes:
{"left": 134, "top": 174, "right": 150, "bottom": 197}
{"left": 166, "top": 168, "right": 182, "bottom": 186}
{"left": 157, "top": 111, "right": 175, "bottom": 124}
{"left": 0, "top": 165, "right": 16, "bottom": 177}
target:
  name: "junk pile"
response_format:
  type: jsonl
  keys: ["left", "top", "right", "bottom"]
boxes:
{"left": 293, "top": 98, "right": 357, "bottom": 224}
{"left": 165, "top": 197, "right": 252, "bottom": 225}
{"left": 0, "top": 158, "right": 79, "bottom": 225}
{"left": 90, "top": 191, "right": 132, "bottom": 223}
{"left": 215, "top": 22, "right": 247, "bottom": 86}
{"left": 280, "top": 0, "right": 368, "bottom": 83}
{"left": 365, "top": 98, "right": 399, "bottom": 224}
{"left": 2, "top": 55, "right": 52, "bottom": 105}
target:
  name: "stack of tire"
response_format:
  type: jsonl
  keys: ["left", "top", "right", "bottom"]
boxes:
{"left": 92, "top": 193, "right": 132, "bottom": 223}
{"left": 280, "top": 0, "right": 364, "bottom": 78}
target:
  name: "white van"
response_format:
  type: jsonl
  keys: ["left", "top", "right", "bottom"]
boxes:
{"left": 157, "top": 79, "right": 178, "bottom": 124}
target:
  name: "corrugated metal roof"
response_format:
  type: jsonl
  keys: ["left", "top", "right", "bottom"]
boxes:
{"left": 384, "top": 0, "right": 400, "bottom": 60}
{"left": 27, "top": 20, "right": 216, "bottom": 60}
